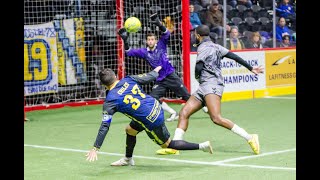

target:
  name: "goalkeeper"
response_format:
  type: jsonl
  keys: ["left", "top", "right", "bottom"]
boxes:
{"left": 118, "top": 13, "right": 208, "bottom": 122}
{"left": 85, "top": 66, "right": 213, "bottom": 166}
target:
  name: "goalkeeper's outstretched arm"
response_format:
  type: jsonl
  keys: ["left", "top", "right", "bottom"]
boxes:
{"left": 118, "top": 28, "right": 130, "bottom": 50}
{"left": 118, "top": 28, "right": 146, "bottom": 59}
{"left": 150, "top": 13, "right": 167, "bottom": 33}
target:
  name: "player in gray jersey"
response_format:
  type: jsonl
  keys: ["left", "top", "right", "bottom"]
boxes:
{"left": 172, "top": 25, "right": 264, "bottom": 155}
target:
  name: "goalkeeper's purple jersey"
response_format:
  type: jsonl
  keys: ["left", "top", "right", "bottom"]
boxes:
{"left": 125, "top": 30, "right": 175, "bottom": 81}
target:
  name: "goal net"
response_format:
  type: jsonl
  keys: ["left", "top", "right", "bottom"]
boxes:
{"left": 24, "top": 0, "right": 185, "bottom": 109}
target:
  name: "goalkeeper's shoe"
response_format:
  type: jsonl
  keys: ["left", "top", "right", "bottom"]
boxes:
{"left": 156, "top": 148, "right": 180, "bottom": 155}
{"left": 248, "top": 134, "right": 260, "bottom": 155}
{"left": 110, "top": 157, "right": 135, "bottom": 166}
{"left": 200, "top": 141, "right": 213, "bottom": 154}
{"left": 166, "top": 113, "right": 179, "bottom": 122}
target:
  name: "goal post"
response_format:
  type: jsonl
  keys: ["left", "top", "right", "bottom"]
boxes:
{"left": 116, "top": 0, "right": 125, "bottom": 80}
{"left": 181, "top": 0, "right": 191, "bottom": 92}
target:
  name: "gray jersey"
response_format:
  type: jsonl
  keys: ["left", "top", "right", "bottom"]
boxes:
{"left": 196, "top": 37, "right": 229, "bottom": 85}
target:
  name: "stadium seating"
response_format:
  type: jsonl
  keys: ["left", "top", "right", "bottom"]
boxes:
{"left": 193, "top": 4, "right": 204, "bottom": 12}
{"left": 231, "top": 17, "right": 243, "bottom": 26}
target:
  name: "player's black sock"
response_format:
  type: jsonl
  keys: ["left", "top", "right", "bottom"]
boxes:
{"left": 168, "top": 140, "right": 199, "bottom": 150}
{"left": 125, "top": 133, "right": 136, "bottom": 158}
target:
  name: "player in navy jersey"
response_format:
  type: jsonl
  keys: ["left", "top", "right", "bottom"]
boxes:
{"left": 86, "top": 66, "right": 213, "bottom": 166}
{"left": 118, "top": 13, "right": 208, "bottom": 122}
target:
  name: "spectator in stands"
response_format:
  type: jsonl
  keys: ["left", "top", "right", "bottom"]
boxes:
{"left": 276, "top": 0, "right": 296, "bottom": 19}
{"left": 190, "top": 4, "right": 202, "bottom": 30}
{"left": 246, "top": 32, "right": 264, "bottom": 49}
{"left": 204, "top": 0, "right": 230, "bottom": 38}
{"left": 226, "top": 26, "right": 246, "bottom": 50}
{"left": 260, "top": 31, "right": 271, "bottom": 41}
{"left": 276, "top": 0, "right": 296, "bottom": 30}
{"left": 276, "top": 17, "right": 292, "bottom": 41}
{"left": 228, "top": 0, "right": 253, "bottom": 8}
{"left": 279, "top": 34, "right": 291, "bottom": 47}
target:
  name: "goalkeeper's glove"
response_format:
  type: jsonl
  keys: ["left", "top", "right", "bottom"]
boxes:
{"left": 118, "top": 28, "right": 128, "bottom": 41}
{"left": 118, "top": 28, "right": 130, "bottom": 50}
{"left": 150, "top": 13, "right": 167, "bottom": 32}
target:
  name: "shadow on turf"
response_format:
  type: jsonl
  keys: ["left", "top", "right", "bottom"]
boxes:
{"left": 111, "top": 164, "right": 193, "bottom": 171}
{"left": 83, "top": 164, "right": 197, "bottom": 178}
{"left": 211, "top": 143, "right": 253, "bottom": 154}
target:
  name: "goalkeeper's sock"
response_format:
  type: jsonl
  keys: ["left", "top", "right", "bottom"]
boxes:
{"left": 231, "top": 124, "right": 252, "bottom": 141}
{"left": 161, "top": 102, "right": 176, "bottom": 114}
{"left": 173, "top": 128, "right": 185, "bottom": 140}
{"left": 168, "top": 140, "right": 199, "bottom": 150}
{"left": 125, "top": 133, "right": 136, "bottom": 158}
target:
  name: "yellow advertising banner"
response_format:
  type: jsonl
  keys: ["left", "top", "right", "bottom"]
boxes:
{"left": 266, "top": 49, "right": 296, "bottom": 87}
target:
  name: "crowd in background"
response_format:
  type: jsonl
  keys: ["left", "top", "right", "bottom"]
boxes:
{"left": 189, "top": 0, "right": 296, "bottom": 51}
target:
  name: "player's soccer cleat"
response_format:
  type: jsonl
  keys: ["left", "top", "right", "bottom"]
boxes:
{"left": 202, "top": 106, "right": 208, "bottom": 113}
{"left": 156, "top": 148, "right": 180, "bottom": 155}
{"left": 248, "top": 134, "right": 260, "bottom": 155}
{"left": 110, "top": 157, "right": 135, "bottom": 166}
{"left": 200, "top": 141, "right": 213, "bottom": 154}
{"left": 166, "top": 112, "right": 179, "bottom": 122}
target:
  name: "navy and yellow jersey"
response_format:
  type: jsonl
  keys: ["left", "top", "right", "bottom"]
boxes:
{"left": 93, "top": 70, "right": 163, "bottom": 149}
{"left": 104, "top": 76, "right": 164, "bottom": 130}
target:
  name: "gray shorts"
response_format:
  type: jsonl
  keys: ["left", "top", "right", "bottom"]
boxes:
{"left": 192, "top": 82, "right": 224, "bottom": 104}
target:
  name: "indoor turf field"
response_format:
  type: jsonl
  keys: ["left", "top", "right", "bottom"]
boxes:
{"left": 24, "top": 95, "right": 296, "bottom": 180}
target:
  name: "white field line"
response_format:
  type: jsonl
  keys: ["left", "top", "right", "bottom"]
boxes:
{"left": 263, "top": 96, "right": 296, "bottom": 99}
{"left": 213, "top": 148, "right": 296, "bottom": 164}
{"left": 24, "top": 144, "right": 295, "bottom": 171}
{"left": 216, "top": 163, "right": 295, "bottom": 171}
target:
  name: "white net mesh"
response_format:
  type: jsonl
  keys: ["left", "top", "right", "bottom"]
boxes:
{"left": 123, "top": 0, "right": 183, "bottom": 98}
{"left": 24, "top": 0, "right": 183, "bottom": 107}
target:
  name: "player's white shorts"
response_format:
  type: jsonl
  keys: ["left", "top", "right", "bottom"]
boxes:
{"left": 192, "top": 82, "right": 224, "bottom": 103}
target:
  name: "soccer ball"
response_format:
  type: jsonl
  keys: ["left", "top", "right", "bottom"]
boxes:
{"left": 124, "top": 17, "right": 141, "bottom": 33}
